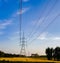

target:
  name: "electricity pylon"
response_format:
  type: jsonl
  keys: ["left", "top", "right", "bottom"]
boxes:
{"left": 20, "top": 32, "right": 26, "bottom": 56}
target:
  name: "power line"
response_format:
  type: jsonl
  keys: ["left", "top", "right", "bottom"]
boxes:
{"left": 28, "top": 14, "right": 60, "bottom": 46}
{"left": 27, "top": 0, "right": 57, "bottom": 42}
{"left": 26, "top": 0, "right": 50, "bottom": 41}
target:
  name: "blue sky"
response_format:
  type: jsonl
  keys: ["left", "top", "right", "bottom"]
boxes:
{"left": 0, "top": 0, "right": 60, "bottom": 55}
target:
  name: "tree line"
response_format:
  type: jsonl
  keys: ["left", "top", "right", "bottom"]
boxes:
{"left": 0, "top": 51, "right": 21, "bottom": 57}
{"left": 46, "top": 46, "right": 60, "bottom": 61}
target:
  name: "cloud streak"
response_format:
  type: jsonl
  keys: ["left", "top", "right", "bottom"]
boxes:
{"left": 0, "top": 20, "right": 12, "bottom": 29}
{"left": 22, "top": 0, "right": 29, "bottom": 2}
{"left": 0, "top": 7, "right": 27, "bottom": 34}
{"left": 38, "top": 32, "right": 60, "bottom": 41}
{"left": 18, "top": 8, "right": 30, "bottom": 15}
{"left": 12, "top": 7, "right": 30, "bottom": 18}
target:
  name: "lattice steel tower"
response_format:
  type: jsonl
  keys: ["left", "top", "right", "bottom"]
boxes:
{"left": 20, "top": 32, "right": 26, "bottom": 56}
{"left": 20, "top": 0, "right": 26, "bottom": 56}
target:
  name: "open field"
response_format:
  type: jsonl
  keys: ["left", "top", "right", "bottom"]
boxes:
{"left": 0, "top": 57, "right": 60, "bottom": 63}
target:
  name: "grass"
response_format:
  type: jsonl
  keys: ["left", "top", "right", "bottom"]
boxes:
{"left": 0, "top": 57, "right": 60, "bottom": 63}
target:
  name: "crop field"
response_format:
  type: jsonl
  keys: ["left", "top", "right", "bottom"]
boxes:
{"left": 0, "top": 57, "right": 60, "bottom": 63}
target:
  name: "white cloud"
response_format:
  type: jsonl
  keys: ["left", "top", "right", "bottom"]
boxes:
{"left": 23, "top": 0, "right": 29, "bottom": 2}
{"left": 0, "top": 7, "right": 27, "bottom": 34}
{"left": 37, "top": 32, "right": 60, "bottom": 41}
{"left": 12, "top": 8, "right": 30, "bottom": 18}
{"left": 17, "top": 8, "right": 30, "bottom": 15}
{"left": 53, "top": 37, "right": 60, "bottom": 40}
{"left": 37, "top": 32, "right": 48, "bottom": 40}
{"left": 0, "top": 20, "right": 12, "bottom": 29}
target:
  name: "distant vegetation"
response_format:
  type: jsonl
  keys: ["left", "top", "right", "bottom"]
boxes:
{"left": 0, "top": 51, "right": 20, "bottom": 57}
{"left": 46, "top": 46, "right": 60, "bottom": 61}
{"left": 0, "top": 50, "right": 41, "bottom": 58}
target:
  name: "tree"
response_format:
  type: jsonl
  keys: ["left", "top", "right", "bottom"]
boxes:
{"left": 0, "top": 51, "right": 4, "bottom": 57}
{"left": 53, "top": 47, "right": 60, "bottom": 61}
{"left": 45, "top": 47, "right": 53, "bottom": 60}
